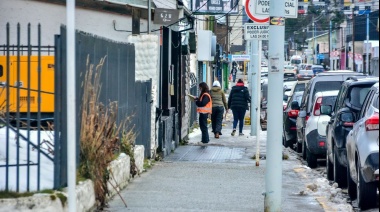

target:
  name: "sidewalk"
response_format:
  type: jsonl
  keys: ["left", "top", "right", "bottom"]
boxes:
{"left": 107, "top": 114, "right": 332, "bottom": 211}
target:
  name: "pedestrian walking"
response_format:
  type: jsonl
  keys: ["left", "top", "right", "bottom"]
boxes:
{"left": 210, "top": 81, "right": 228, "bottom": 139}
{"left": 230, "top": 65, "right": 238, "bottom": 83}
{"left": 195, "top": 82, "right": 212, "bottom": 144}
{"left": 228, "top": 79, "right": 251, "bottom": 136}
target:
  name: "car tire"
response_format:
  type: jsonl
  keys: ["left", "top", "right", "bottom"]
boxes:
{"left": 333, "top": 145, "right": 347, "bottom": 188}
{"left": 306, "top": 146, "right": 318, "bottom": 168}
{"left": 302, "top": 140, "right": 307, "bottom": 160}
{"left": 347, "top": 166, "right": 357, "bottom": 200}
{"left": 326, "top": 152, "right": 334, "bottom": 181}
{"left": 357, "top": 159, "right": 377, "bottom": 210}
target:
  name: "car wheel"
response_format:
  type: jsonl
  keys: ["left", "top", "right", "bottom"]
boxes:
{"left": 306, "top": 146, "right": 318, "bottom": 168}
{"left": 333, "top": 145, "right": 347, "bottom": 188}
{"left": 302, "top": 140, "right": 307, "bottom": 160}
{"left": 357, "top": 159, "right": 377, "bottom": 210}
{"left": 326, "top": 152, "right": 334, "bottom": 181}
{"left": 347, "top": 166, "right": 357, "bottom": 200}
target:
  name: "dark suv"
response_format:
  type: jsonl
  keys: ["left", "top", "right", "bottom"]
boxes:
{"left": 324, "top": 77, "right": 379, "bottom": 187}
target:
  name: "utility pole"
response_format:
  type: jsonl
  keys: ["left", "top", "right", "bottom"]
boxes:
{"left": 250, "top": 40, "right": 259, "bottom": 137}
{"left": 365, "top": 13, "right": 369, "bottom": 75}
{"left": 66, "top": 0, "right": 76, "bottom": 211}
{"left": 148, "top": 0, "right": 151, "bottom": 34}
{"left": 265, "top": 0, "right": 284, "bottom": 210}
{"left": 351, "top": 3, "right": 356, "bottom": 72}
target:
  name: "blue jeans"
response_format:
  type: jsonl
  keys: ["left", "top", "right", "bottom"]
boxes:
{"left": 232, "top": 108, "right": 246, "bottom": 133}
{"left": 232, "top": 74, "right": 237, "bottom": 83}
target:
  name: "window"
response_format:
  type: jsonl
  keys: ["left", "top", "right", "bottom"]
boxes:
{"left": 323, "top": 96, "right": 338, "bottom": 111}
{"left": 348, "top": 86, "right": 372, "bottom": 109}
{"left": 0, "top": 65, "right": 3, "bottom": 77}
{"left": 312, "top": 81, "right": 343, "bottom": 109}
{"left": 373, "top": 94, "right": 379, "bottom": 109}
{"left": 360, "top": 91, "right": 374, "bottom": 119}
{"left": 294, "top": 83, "right": 306, "bottom": 93}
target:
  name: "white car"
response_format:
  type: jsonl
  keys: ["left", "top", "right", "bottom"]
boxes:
{"left": 346, "top": 83, "right": 379, "bottom": 210}
{"left": 304, "top": 90, "right": 339, "bottom": 168}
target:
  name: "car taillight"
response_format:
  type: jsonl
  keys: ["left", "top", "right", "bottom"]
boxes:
{"left": 343, "top": 122, "right": 355, "bottom": 127}
{"left": 366, "top": 113, "right": 379, "bottom": 131}
{"left": 288, "top": 110, "right": 299, "bottom": 118}
{"left": 318, "top": 141, "right": 325, "bottom": 147}
{"left": 313, "top": 97, "right": 322, "bottom": 116}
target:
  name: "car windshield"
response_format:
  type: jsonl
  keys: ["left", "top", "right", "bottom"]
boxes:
{"left": 294, "top": 83, "right": 306, "bottom": 92}
{"left": 349, "top": 86, "right": 372, "bottom": 108}
{"left": 312, "top": 81, "right": 343, "bottom": 104}
{"left": 294, "top": 94, "right": 303, "bottom": 105}
{"left": 291, "top": 59, "right": 301, "bottom": 65}
{"left": 313, "top": 68, "right": 324, "bottom": 74}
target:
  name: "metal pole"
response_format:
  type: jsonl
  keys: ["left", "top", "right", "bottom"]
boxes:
{"left": 250, "top": 40, "right": 259, "bottom": 136}
{"left": 329, "top": 20, "right": 332, "bottom": 70}
{"left": 66, "top": 0, "right": 77, "bottom": 211}
{"left": 352, "top": 6, "right": 356, "bottom": 72}
{"left": 148, "top": 0, "right": 151, "bottom": 34}
{"left": 255, "top": 40, "right": 262, "bottom": 167}
{"left": 365, "top": 13, "right": 369, "bottom": 75}
{"left": 313, "top": 17, "right": 316, "bottom": 65}
{"left": 265, "top": 0, "right": 284, "bottom": 210}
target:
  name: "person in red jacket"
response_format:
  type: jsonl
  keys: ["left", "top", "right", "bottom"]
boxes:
{"left": 195, "top": 82, "right": 212, "bottom": 144}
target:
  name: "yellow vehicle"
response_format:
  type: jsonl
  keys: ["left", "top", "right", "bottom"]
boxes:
{"left": 0, "top": 56, "right": 55, "bottom": 115}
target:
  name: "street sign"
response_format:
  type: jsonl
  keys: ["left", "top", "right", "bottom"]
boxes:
{"left": 232, "top": 55, "right": 251, "bottom": 61}
{"left": 153, "top": 9, "right": 180, "bottom": 25}
{"left": 245, "top": 0, "right": 269, "bottom": 23}
{"left": 244, "top": 24, "right": 269, "bottom": 40}
{"left": 317, "top": 54, "right": 325, "bottom": 60}
{"left": 253, "top": 0, "right": 298, "bottom": 19}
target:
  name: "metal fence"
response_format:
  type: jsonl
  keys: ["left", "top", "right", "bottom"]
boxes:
{"left": 55, "top": 27, "right": 152, "bottom": 188}
{"left": 0, "top": 23, "right": 55, "bottom": 192}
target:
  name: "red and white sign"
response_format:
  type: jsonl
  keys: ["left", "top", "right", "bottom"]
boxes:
{"left": 330, "top": 51, "right": 340, "bottom": 59}
{"left": 245, "top": 0, "right": 269, "bottom": 23}
{"left": 348, "top": 52, "right": 363, "bottom": 64}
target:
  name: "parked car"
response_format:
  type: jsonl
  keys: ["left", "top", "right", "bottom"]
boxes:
{"left": 346, "top": 83, "right": 379, "bottom": 210}
{"left": 284, "top": 65, "right": 296, "bottom": 73}
{"left": 283, "top": 91, "right": 304, "bottom": 148}
{"left": 287, "top": 80, "right": 309, "bottom": 101}
{"left": 304, "top": 90, "right": 339, "bottom": 168}
{"left": 296, "top": 71, "right": 364, "bottom": 155}
{"left": 297, "top": 69, "right": 314, "bottom": 80}
{"left": 324, "top": 77, "right": 378, "bottom": 188}
{"left": 311, "top": 65, "right": 325, "bottom": 76}
{"left": 261, "top": 72, "right": 296, "bottom": 131}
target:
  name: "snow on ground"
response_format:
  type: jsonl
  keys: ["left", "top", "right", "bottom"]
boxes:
{"left": 284, "top": 148, "right": 355, "bottom": 212}
{"left": 0, "top": 127, "right": 55, "bottom": 192}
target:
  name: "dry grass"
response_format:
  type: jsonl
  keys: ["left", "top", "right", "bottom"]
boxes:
{"left": 79, "top": 55, "right": 126, "bottom": 208}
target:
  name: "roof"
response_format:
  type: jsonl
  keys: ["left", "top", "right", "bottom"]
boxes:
{"left": 344, "top": 77, "right": 379, "bottom": 86}
{"left": 316, "top": 70, "right": 363, "bottom": 77}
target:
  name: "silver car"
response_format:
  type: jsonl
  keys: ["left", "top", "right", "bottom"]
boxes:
{"left": 346, "top": 83, "right": 379, "bottom": 210}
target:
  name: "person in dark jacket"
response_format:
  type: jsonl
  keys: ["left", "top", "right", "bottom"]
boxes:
{"left": 195, "top": 82, "right": 212, "bottom": 144}
{"left": 230, "top": 65, "right": 238, "bottom": 83}
{"left": 228, "top": 79, "right": 251, "bottom": 136}
{"left": 210, "top": 81, "right": 228, "bottom": 139}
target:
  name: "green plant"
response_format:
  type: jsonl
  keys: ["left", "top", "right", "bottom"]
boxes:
{"left": 56, "top": 193, "right": 67, "bottom": 207}
{"left": 120, "top": 128, "right": 138, "bottom": 178}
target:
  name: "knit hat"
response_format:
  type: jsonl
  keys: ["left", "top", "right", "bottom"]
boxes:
{"left": 213, "top": 81, "right": 221, "bottom": 87}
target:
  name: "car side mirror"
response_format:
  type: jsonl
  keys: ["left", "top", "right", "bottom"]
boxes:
{"left": 298, "top": 111, "right": 307, "bottom": 118}
{"left": 320, "top": 105, "right": 333, "bottom": 116}
{"left": 283, "top": 95, "right": 289, "bottom": 102}
{"left": 339, "top": 112, "right": 354, "bottom": 122}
